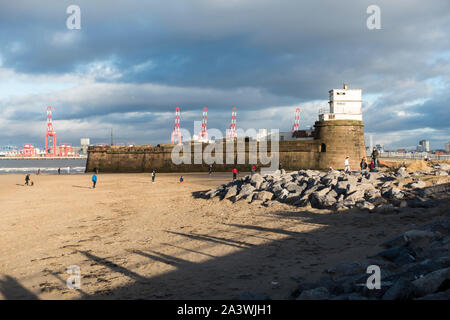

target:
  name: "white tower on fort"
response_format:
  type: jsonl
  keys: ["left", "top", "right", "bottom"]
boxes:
{"left": 319, "top": 82, "right": 362, "bottom": 121}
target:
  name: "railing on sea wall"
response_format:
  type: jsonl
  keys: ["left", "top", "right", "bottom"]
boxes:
{"left": 377, "top": 152, "right": 450, "bottom": 161}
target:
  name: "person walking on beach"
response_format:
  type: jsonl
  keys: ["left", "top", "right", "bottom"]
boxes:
{"left": 25, "top": 174, "right": 30, "bottom": 186}
{"left": 232, "top": 168, "right": 238, "bottom": 180}
{"left": 179, "top": 176, "right": 184, "bottom": 183}
{"left": 371, "top": 147, "right": 379, "bottom": 168}
{"left": 152, "top": 170, "right": 156, "bottom": 184}
{"left": 250, "top": 165, "right": 255, "bottom": 177}
{"left": 208, "top": 165, "right": 212, "bottom": 176}
{"left": 37, "top": 168, "right": 40, "bottom": 175}
{"left": 58, "top": 168, "right": 61, "bottom": 175}
{"left": 92, "top": 173, "right": 97, "bottom": 189}
{"left": 344, "top": 156, "right": 350, "bottom": 173}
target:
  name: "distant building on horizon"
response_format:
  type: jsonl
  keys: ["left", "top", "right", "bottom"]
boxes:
{"left": 417, "top": 139, "right": 430, "bottom": 152}
{"left": 446, "top": 141, "right": 450, "bottom": 153}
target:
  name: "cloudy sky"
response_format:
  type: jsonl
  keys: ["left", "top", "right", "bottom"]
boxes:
{"left": 0, "top": 0, "right": 449, "bottom": 150}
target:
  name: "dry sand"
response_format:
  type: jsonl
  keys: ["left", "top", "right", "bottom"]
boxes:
{"left": 0, "top": 172, "right": 447, "bottom": 300}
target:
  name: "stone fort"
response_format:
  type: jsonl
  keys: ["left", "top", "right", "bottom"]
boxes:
{"left": 86, "top": 83, "right": 366, "bottom": 172}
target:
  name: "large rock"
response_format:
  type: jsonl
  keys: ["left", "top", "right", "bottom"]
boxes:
{"left": 410, "top": 180, "right": 426, "bottom": 189}
{"left": 403, "top": 230, "right": 439, "bottom": 250}
{"left": 205, "top": 187, "right": 223, "bottom": 199}
{"left": 275, "top": 188, "right": 290, "bottom": 201}
{"left": 334, "top": 181, "right": 349, "bottom": 195}
{"left": 345, "top": 189, "right": 366, "bottom": 203}
{"left": 283, "top": 194, "right": 303, "bottom": 205}
{"left": 412, "top": 267, "right": 450, "bottom": 297}
{"left": 250, "top": 173, "right": 265, "bottom": 189}
{"left": 381, "top": 186, "right": 404, "bottom": 200}
{"left": 253, "top": 191, "right": 274, "bottom": 202}
{"left": 396, "top": 167, "right": 409, "bottom": 178}
{"left": 224, "top": 185, "right": 238, "bottom": 199}
{"left": 304, "top": 170, "right": 320, "bottom": 178}
{"left": 435, "top": 170, "right": 449, "bottom": 176}
{"left": 355, "top": 200, "right": 375, "bottom": 211}
{"left": 310, "top": 191, "right": 336, "bottom": 209}
{"left": 326, "top": 262, "right": 366, "bottom": 278}
{"left": 237, "top": 184, "right": 256, "bottom": 199}
{"left": 382, "top": 278, "right": 417, "bottom": 300}
{"left": 297, "top": 287, "right": 329, "bottom": 300}
{"left": 285, "top": 182, "right": 306, "bottom": 194}
{"left": 374, "top": 246, "right": 415, "bottom": 263}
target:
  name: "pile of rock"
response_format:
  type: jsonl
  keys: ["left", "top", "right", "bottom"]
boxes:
{"left": 292, "top": 218, "right": 450, "bottom": 300}
{"left": 201, "top": 166, "right": 449, "bottom": 213}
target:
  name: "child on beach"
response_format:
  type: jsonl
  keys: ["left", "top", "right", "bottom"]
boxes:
{"left": 344, "top": 156, "right": 350, "bottom": 173}
{"left": 180, "top": 176, "right": 184, "bottom": 183}
{"left": 152, "top": 170, "right": 156, "bottom": 183}
{"left": 360, "top": 158, "right": 367, "bottom": 171}
{"left": 92, "top": 174, "right": 97, "bottom": 188}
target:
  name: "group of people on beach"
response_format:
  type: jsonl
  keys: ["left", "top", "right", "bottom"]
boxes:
{"left": 359, "top": 147, "right": 379, "bottom": 171}
{"left": 343, "top": 147, "right": 379, "bottom": 173}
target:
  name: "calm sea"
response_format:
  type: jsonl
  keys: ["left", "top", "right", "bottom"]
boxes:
{"left": 0, "top": 158, "right": 87, "bottom": 174}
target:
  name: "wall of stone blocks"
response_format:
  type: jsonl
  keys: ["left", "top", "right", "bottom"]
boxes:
{"left": 86, "top": 120, "right": 366, "bottom": 173}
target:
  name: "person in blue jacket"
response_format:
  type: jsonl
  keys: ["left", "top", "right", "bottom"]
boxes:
{"left": 92, "top": 173, "right": 98, "bottom": 188}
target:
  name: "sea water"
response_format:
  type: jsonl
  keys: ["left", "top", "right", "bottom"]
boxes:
{"left": 0, "top": 158, "right": 87, "bottom": 174}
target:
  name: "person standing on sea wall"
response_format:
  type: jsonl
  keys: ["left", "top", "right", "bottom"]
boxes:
{"left": 152, "top": 170, "right": 156, "bottom": 184}
{"left": 92, "top": 173, "right": 97, "bottom": 189}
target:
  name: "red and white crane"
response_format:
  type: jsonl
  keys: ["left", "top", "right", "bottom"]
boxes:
{"left": 226, "top": 107, "right": 237, "bottom": 139}
{"left": 171, "top": 107, "right": 182, "bottom": 145}
{"left": 45, "top": 106, "right": 58, "bottom": 157}
{"left": 198, "top": 107, "right": 208, "bottom": 141}
{"left": 292, "top": 107, "right": 300, "bottom": 132}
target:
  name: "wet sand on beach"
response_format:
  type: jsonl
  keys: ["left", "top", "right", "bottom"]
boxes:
{"left": 0, "top": 173, "right": 447, "bottom": 299}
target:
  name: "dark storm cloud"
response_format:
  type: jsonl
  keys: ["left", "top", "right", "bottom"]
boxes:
{"left": 0, "top": 0, "right": 449, "bottom": 147}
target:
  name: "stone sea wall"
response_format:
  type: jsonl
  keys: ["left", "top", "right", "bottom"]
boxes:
{"left": 86, "top": 120, "right": 366, "bottom": 173}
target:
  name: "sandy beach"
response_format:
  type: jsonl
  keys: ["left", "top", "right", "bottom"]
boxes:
{"left": 0, "top": 172, "right": 448, "bottom": 300}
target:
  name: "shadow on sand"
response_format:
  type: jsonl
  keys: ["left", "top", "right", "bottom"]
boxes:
{"left": 2, "top": 184, "right": 448, "bottom": 300}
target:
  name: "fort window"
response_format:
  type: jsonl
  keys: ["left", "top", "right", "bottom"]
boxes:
{"left": 321, "top": 143, "right": 326, "bottom": 152}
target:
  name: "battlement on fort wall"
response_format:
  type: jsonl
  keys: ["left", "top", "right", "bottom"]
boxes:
{"left": 86, "top": 120, "right": 366, "bottom": 173}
